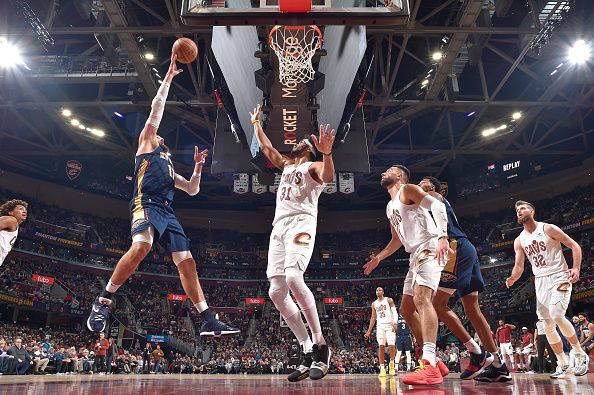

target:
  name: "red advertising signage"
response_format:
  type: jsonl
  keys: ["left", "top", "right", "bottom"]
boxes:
{"left": 245, "top": 298, "right": 265, "bottom": 305}
{"left": 323, "top": 297, "right": 343, "bottom": 305}
{"left": 167, "top": 294, "right": 187, "bottom": 302}
{"left": 31, "top": 274, "right": 55, "bottom": 285}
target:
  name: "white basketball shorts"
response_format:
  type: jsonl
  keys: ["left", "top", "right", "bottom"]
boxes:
{"left": 267, "top": 214, "right": 317, "bottom": 278}
{"left": 377, "top": 322, "right": 396, "bottom": 346}
{"left": 402, "top": 240, "right": 445, "bottom": 296}
{"left": 535, "top": 271, "right": 572, "bottom": 320}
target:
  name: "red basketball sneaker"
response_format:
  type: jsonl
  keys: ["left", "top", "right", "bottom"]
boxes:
{"left": 436, "top": 359, "right": 450, "bottom": 377}
{"left": 402, "top": 359, "right": 444, "bottom": 385}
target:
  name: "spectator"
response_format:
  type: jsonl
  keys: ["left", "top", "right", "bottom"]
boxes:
{"left": 94, "top": 332, "right": 109, "bottom": 374}
{"left": 152, "top": 344, "right": 164, "bottom": 374}
{"left": 8, "top": 338, "right": 33, "bottom": 375}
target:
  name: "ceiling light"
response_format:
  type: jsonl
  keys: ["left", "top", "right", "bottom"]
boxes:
{"left": 512, "top": 112, "right": 522, "bottom": 120}
{"left": 78, "top": 124, "right": 85, "bottom": 130}
{"left": 432, "top": 51, "right": 443, "bottom": 61}
{"left": 113, "top": 111, "right": 124, "bottom": 118}
{"left": 144, "top": 52, "right": 155, "bottom": 61}
{"left": 70, "top": 119, "right": 80, "bottom": 126}
{"left": 482, "top": 128, "right": 495, "bottom": 137}
{"left": 568, "top": 40, "right": 591, "bottom": 64}
{"left": 467, "top": 111, "right": 476, "bottom": 117}
{"left": 421, "top": 79, "right": 429, "bottom": 86}
{"left": 0, "top": 41, "right": 23, "bottom": 68}
{"left": 496, "top": 124, "right": 507, "bottom": 131}
{"left": 61, "top": 108, "right": 72, "bottom": 117}
{"left": 91, "top": 129, "right": 105, "bottom": 137}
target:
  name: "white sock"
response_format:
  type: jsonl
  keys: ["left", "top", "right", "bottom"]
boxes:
{"left": 464, "top": 339, "right": 481, "bottom": 354}
{"left": 194, "top": 300, "right": 208, "bottom": 313}
{"left": 422, "top": 342, "right": 437, "bottom": 367}
{"left": 571, "top": 342, "right": 585, "bottom": 354}
{"left": 285, "top": 311, "right": 313, "bottom": 353}
{"left": 286, "top": 267, "right": 325, "bottom": 345}
{"left": 406, "top": 351, "right": 412, "bottom": 367}
{"left": 106, "top": 280, "right": 121, "bottom": 293}
{"left": 556, "top": 352, "right": 568, "bottom": 367}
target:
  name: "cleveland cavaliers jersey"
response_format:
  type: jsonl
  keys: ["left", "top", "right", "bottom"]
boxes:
{"left": 386, "top": 187, "right": 440, "bottom": 254}
{"left": 518, "top": 221, "right": 568, "bottom": 277}
{"left": 272, "top": 162, "right": 325, "bottom": 226}
{"left": 373, "top": 298, "right": 395, "bottom": 325}
{"left": 132, "top": 146, "right": 175, "bottom": 207}
{"left": 0, "top": 227, "right": 18, "bottom": 266}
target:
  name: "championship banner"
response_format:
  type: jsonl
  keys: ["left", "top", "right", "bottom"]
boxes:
{"left": 323, "top": 174, "right": 337, "bottom": 194}
{"left": 245, "top": 298, "right": 265, "bottom": 305}
{"left": 167, "top": 294, "right": 187, "bottom": 302}
{"left": 233, "top": 173, "right": 249, "bottom": 194}
{"left": 32, "top": 274, "right": 55, "bottom": 285}
{"left": 269, "top": 173, "right": 281, "bottom": 194}
{"left": 323, "top": 297, "right": 343, "bottom": 305}
{"left": 252, "top": 174, "right": 267, "bottom": 194}
{"left": 66, "top": 160, "right": 82, "bottom": 181}
{"left": 338, "top": 172, "right": 354, "bottom": 194}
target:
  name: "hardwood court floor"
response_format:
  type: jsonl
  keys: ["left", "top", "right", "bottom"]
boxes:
{"left": 0, "top": 373, "right": 593, "bottom": 394}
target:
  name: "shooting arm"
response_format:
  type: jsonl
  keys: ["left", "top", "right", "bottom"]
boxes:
{"left": 253, "top": 121, "right": 285, "bottom": 170}
{"left": 139, "top": 80, "right": 171, "bottom": 142}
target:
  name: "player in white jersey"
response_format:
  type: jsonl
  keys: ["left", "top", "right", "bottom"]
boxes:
{"left": 363, "top": 165, "right": 451, "bottom": 385}
{"left": 506, "top": 200, "right": 589, "bottom": 378}
{"left": 250, "top": 104, "right": 335, "bottom": 382}
{"left": 0, "top": 199, "right": 28, "bottom": 266}
{"left": 364, "top": 287, "right": 398, "bottom": 377}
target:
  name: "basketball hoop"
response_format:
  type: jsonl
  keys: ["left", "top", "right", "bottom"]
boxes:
{"left": 269, "top": 25, "right": 322, "bottom": 86}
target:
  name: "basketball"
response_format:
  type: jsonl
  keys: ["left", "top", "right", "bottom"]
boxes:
{"left": 172, "top": 38, "right": 198, "bottom": 64}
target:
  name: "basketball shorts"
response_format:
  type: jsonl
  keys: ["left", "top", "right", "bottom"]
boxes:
{"left": 521, "top": 344, "right": 534, "bottom": 355}
{"left": 397, "top": 335, "right": 413, "bottom": 351}
{"left": 535, "top": 271, "right": 571, "bottom": 320}
{"left": 438, "top": 238, "right": 486, "bottom": 297}
{"left": 129, "top": 199, "right": 190, "bottom": 252}
{"left": 377, "top": 323, "right": 396, "bottom": 346}
{"left": 267, "top": 214, "right": 317, "bottom": 278}
{"left": 500, "top": 342, "right": 514, "bottom": 356}
{"left": 583, "top": 339, "right": 594, "bottom": 353}
{"left": 402, "top": 240, "right": 444, "bottom": 296}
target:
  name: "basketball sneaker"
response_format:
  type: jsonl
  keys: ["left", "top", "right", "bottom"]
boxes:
{"left": 287, "top": 350, "right": 313, "bottom": 382}
{"left": 436, "top": 359, "right": 449, "bottom": 377}
{"left": 460, "top": 349, "right": 494, "bottom": 380}
{"left": 199, "top": 317, "right": 240, "bottom": 336}
{"left": 474, "top": 363, "right": 512, "bottom": 382}
{"left": 309, "top": 344, "right": 331, "bottom": 380}
{"left": 379, "top": 366, "right": 387, "bottom": 377}
{"left": 572, "top": 351, "right": 590, "bottom": 376}
{"left": 550, "top": 364, "right": 572, "bottom": 379}
{"left": 87, "top": 297, "right": 109, "bottom": 332}
{"left": 389, "top": 361, "right": 396, "bottom": 376}
{"left": 402, "top": 359, "right": 443, "bottom": 385}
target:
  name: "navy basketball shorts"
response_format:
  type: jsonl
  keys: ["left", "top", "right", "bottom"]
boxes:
{"left": 129, "top": 200, "right": 190, "bottom": 252}
{"left": 438, "top": 237, "right": 485, "bottom": 297}
{"left": 397, "top": 336, "right": 413, "bottom": 351}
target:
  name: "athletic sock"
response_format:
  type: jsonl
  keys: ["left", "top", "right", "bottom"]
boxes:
{"left": 422, "top": 342, "right": 437, "bottom": 367}
{"left": 555, "top": 352, "right": 569, "bottom": 367}
{"left": 492, "top": 352, "right": 502, "bottom": 368}
{"left": 285, "top": 311, "right": 313, "bottom": 353}
{"left": 195, "top": 301, "right": 215, "bottom": 321}
{"left": 464, "top": 339, "right": 482, "bottom": 354}
{"left": 99, "top": 280, "right": 121, "bottom": 305}
{"left": 571, "top": 342, "right": 585, "bottom": 354}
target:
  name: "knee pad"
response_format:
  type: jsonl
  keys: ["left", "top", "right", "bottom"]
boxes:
{"left": 132, "top": 226, "right": 154, "bottom": 246}
{"left": 543, "top": 319, "right": 562, "bottom": 344}
{"left": 172, "top": 250, "right": 192, "bottom": 266}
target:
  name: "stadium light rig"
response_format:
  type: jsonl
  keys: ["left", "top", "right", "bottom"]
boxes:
{"left": 60, "top": 108, "right": 106, "bottom": 138}
{"left": 0, "top": 38, "right": 29, "bottom": 69}
{"left": 568, "top": 40, "right": 592, "bottom": 64}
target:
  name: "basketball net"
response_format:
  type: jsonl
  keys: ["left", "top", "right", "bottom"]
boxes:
{"left": 269, "top": 25, "right": 322, "bottom": 86}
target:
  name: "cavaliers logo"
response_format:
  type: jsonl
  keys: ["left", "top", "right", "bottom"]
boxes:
{"left": 557, "top": 282, "right": 571, "bottom": 292}
{"left": 416, "top": 249, "right": 433, "bottom": 266}
{"left": 293, "top": 232, "right": 312, "bottom": 247}
{"left": 66, "top": 160, "right": 82, "bottom": 180}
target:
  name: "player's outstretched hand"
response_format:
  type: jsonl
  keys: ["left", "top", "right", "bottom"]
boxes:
{"left": 505, "top": 276, "right": 517, "bottom": 288}
{"left": 567, "top": 268, "right": 580, "bottom": 284}
{"left": 249, "top": 104, "right": 262, "bottom": 125}
{"left": 363, "top": 255, "right": 379, "bottom": 276}
{"left": 311, "top": 123, "right": 335, "bottom": 156}
{"left": 194, "top": 146, "right": 208, "bottom": 165}
{"left": 166, "top": 53, "right": 183, "bottom": 78}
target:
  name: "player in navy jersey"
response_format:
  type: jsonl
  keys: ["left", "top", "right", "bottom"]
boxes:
{"left": 87, "top": 53, "right": 238, "bottom": 337}
{"left": 395, "top": 315, "right": 414, "bottom": 371}
{"left": 419, "top": 176, "right": 509, "bottom": 382}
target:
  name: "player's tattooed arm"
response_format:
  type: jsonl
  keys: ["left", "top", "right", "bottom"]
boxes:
{"left": 544, "top": 223, "right": 582, "bottom": 283}
{"left": 506, "top": 237, "right": 526, "bottom": 288}
{"left": 250, "top": 104, "right": 285, "bottom": 170}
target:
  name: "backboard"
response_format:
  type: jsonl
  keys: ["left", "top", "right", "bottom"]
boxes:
{"left": 181, "top": 0, "right": 410, "bottom": 26}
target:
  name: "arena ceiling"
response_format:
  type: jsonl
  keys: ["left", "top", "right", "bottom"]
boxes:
{"left": 1, "top": 0, "right": 593, "bottom": 210}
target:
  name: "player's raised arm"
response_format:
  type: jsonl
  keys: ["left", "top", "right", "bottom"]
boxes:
{"left": 175, "top": 146, "right": 208, "bottom": 196}
{"left": 139, "top": 54, "right": 183, "bottom": 147}
{"left": 544, "top": 223, "right": 583, "bottom": 283}
{"left": 310, "top": 124, "right": 336, "bottom": 183}
{"left": 401, "top": 184, "right": 450, "bottom": 264}
{"left": 506, "top": 237, "right": 526, "bottom": 288}
{"left": 363, "top": 226, "right": 402, "bottom": 276}
{"left": 250, "top": 104, "right": 285, "bottom": 170}
{"left": 364, "top": 304, "right": 376, "bottom": 339}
